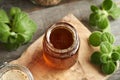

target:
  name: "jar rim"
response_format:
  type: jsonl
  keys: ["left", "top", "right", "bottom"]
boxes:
{"left": 0, "top": 64, "right": 34, "bottom": 80}
{"left": 45, "top": 22, "right": 80, "bottom": 54}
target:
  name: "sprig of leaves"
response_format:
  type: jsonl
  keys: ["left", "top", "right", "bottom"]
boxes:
{"left": 89, "top": 0, "right": 120, "bottom": 31}
{"left": 0, "top": 7, "right": 37, "bottom": 51}
{"left": 89, "top": 31, "right": 120, "bottom": 74}
{"left": 89, "top": 0, "right": 120, "bottom": 75}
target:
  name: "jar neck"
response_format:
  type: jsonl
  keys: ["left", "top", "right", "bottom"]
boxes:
{"left": 45, "top": 22, "right": 80, "bottom": 58}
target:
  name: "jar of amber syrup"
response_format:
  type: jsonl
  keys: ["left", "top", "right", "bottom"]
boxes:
{"left": 43, "top": 22, "right": 80, "bottom": 69}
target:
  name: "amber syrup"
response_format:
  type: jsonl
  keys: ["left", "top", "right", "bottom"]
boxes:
{"left": 43, "top": 22, "right": 80, "bottom": 69}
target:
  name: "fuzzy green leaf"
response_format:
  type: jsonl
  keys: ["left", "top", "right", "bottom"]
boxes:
{"left": 12, "top": 11, "right": 37, "bottom": 44}
{"left": 102, "top": 0, "right": 113, "bottom": 11}
{"left": 91, "top": 5, "right": 99, "bottom": 12}
{"left": 8, "top": 32, "right": 17, "bottom": 44}
{"left": 0, "top": 23, "right": 10, "bottom": 43}
{"left": 10, "top": 7, "right": 21, "bottom": 17}
{"left": 19, "top": 32, "right": 33, "bottom": 44}
{"left": 0, "top": 9, "right": 10, "bottom": 23}
{"left": 91, "top": 51, "right": 102, "bottom": 65}
{"left": 0, "top": 7, "right": 37, "bottom": 51}
{"left": 6, "top": 33, "right": 25, "bottom": 51}
{"left": 102, "top": 61, "right": 116, "bottom": 74}
{"left": 111, "top": 52, "right": 120, "bottom": 61}
{"left": 97, "top": 16, "right": 109, "bottom": 30}
{"left": 113, "top": 46, "right": 120, "bottom": 53}
{"left": 89, "top": 13, "right": 101, "bottom": 26}
{"left": 100, "top": 54, "right": 110, "bottom": 63}
{"left": 12, "top": 12, "right": 29, "bottom": 29}
{"left": 13, "top": 12, "right": 37, "bottom": 33}
{"left": 109, "top": 8, "right": 120, "bottom": 19}
{"left": 101, "top": 32, "right": 115, "bottom": 44}
{"left": 89, "top": 31, "right": 102, "bottom": 46}
{"left": 102, "top": 0, "right": 120, "bottom": 19}
{"left": 17, "top": 33, "right": 26, "bottom": 44}
{"left": 100, "top": 41, "right": 112, "bottom": 53}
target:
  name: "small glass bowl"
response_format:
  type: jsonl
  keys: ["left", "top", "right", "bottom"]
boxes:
{"left": 0, "top": 64, "right": 34, "bottom": 80}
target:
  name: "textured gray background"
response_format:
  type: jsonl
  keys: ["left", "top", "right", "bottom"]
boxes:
{"left": 0, "top": 0, "right": 120, "bottom": 80}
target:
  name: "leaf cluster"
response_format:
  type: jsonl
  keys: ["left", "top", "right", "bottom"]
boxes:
{"left": 89, "top": 0, "right": 120, "bottom": 31}
{"left": 0, "top": 7, "right": 37, "bottom": 51}
{"left": 89, "top": 31, "right": 120, "bottom": 74}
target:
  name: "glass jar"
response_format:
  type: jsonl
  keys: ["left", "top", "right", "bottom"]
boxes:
{"left": 0, "top": 64, "right": 34, "bottom": 80}
{"left": 30, "top": 0, "right": 61, "bottom": 6}
{"left": 43, "top": 22, "right": 80, "bottom": 69}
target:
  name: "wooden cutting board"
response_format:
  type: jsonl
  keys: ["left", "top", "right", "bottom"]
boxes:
{"left": 11, "top": 14, "right": 109, "bottom": 80}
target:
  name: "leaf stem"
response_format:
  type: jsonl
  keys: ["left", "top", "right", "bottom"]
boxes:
{"left": 100, "top": 10, "right": 109, "bottom": 17}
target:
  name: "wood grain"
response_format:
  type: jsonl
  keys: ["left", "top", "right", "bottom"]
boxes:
{"left": 11, "top": 14, "right": 109, "bottom": 80}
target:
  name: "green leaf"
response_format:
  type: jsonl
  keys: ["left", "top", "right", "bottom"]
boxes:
{"left": 100, "top": 41, "right": 112, "bottom": 53}
{"left": 8, "top": 32, "right": 25, "bottom": 44}
{"left": 19, "top": 32, "right": 33, "bottom": 44}
{"left": 91, "top": 5, "right": 99, "bottom": 12}
{"left": 12, "top": 12, "right": 29, "bottom": 29}
{"left": 0, "top": 7, "right": 37, "bottom": 51}
{"left": 89, "top": 9, "right": 109, "bottom": 30}
{"left": 89, "top": 31, "right": 102, "bottom": 46}
{"left": 13, "top": 12, "right": 37, "bottom": 33}
{"left": 109, "top": 8, "right": 120, "bottom": 19}
{"left": 12, "top": 11, "right": 37, "bottom": 44}
{"left": 0, "top": 23, "right": 10, "bottom": 43}
{"left": 97, "top": 16, "right": 109, "bottom": 30}
{"left": 102, "top": 0, "right": 113, "bottom": 11}
{"left": 89, "top": 13, "right": 101, "bottom": 26}
{"left": 91, "top": 51, "right": 102, "bottom": 65}
{"left": 8, "top": 32, "right": 17, "bottom": 44}
{"left": 100, "top": 54, "right": 110, "bottom": 63}
{"left": 113, "top": 46, "right": 120, "bottom": 53}
{"left": 17, "top": 33, "right": 26, "bottom": 44}
{"left": 0, "top": 9, "right": 10, "bottom": 23}
{"left": 108, "top": 1, "right": 117, "bottom": 12}
{"left": 4, "top": 30, "right": 26, "bottom": 50}
{"left": 105, "top": 0, "right": 120, "bottom": 19}
{"left": 5, "top": 33, "right": 25, "bottom": 51}
{"left": 101, "top": 32, "right": 115, "bottom": 44}
{"left": 10, "top": 7, "right": 21, "bottom": 17}
{"left": 102, "top": 61, "right": 116, "bottom": 74}
{"left": 111, "top": 52, "right": 120, "bottom": 61}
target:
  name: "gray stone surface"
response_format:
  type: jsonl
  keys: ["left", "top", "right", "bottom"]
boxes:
{"left": 0, "top": 0, "right": 120, "bottom": 80}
